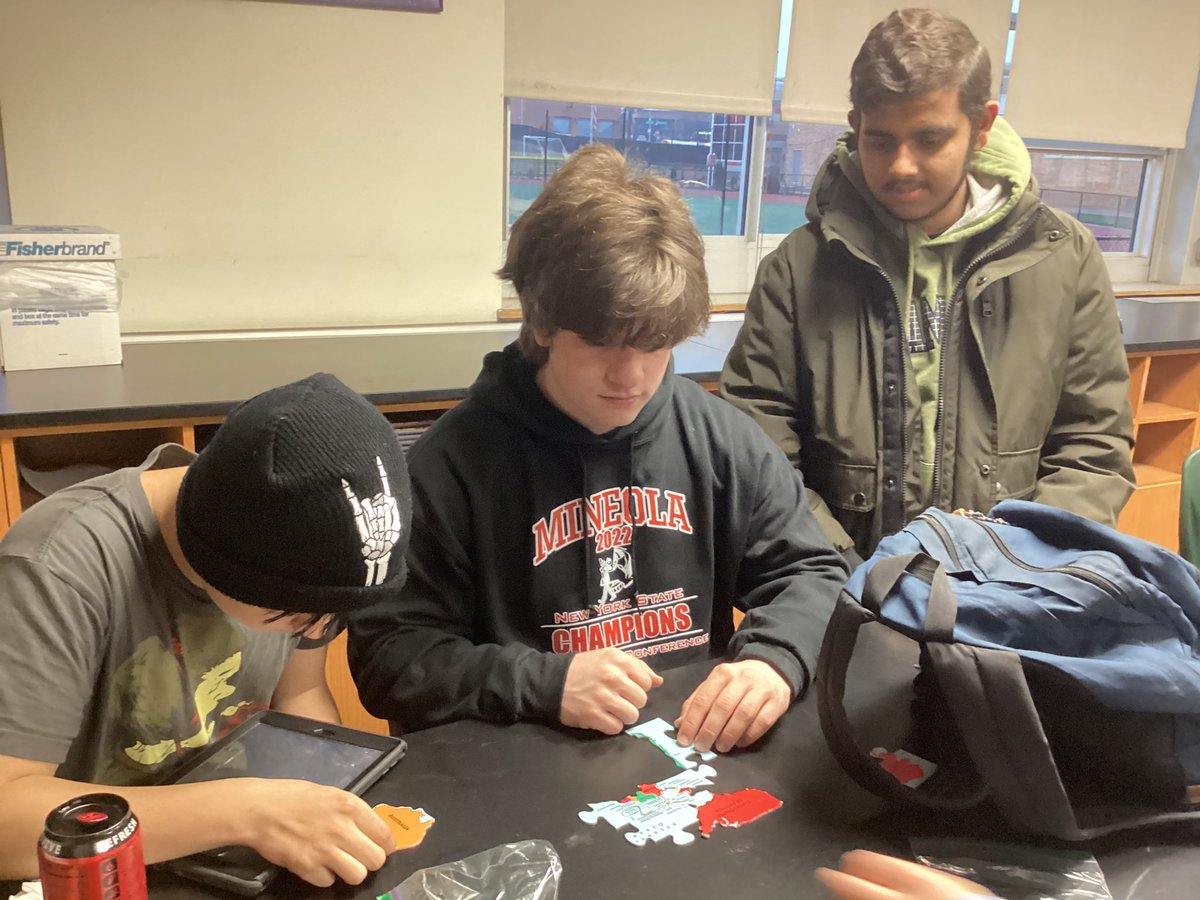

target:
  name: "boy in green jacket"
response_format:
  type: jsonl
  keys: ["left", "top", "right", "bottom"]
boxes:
{"left": 721, "top": 8, "right": 1134, "bottom": 562}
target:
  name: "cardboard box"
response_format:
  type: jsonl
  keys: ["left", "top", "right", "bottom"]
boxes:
{"left": 0, "top": 307, "right": 123, "bottom": 371}
{"left": 0, "top": 225, "right": 121, "bottom": 261}
{"left": 0, "top": 226, "right": 123, "bottom": 372}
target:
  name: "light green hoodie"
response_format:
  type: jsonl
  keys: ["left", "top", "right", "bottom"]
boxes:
{"left": 837, "top": 117, "right": 1033, "bottom": 503}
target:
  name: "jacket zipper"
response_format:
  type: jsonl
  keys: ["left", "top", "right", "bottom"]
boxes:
{"left": 876, "top": 265, "right": 909, "bottom": 528}
{"left": 931, "top": 207, "right": 1045, "bottom": 508}
{"left": 916, "top": 512, "right": 1121, "bottom": 596}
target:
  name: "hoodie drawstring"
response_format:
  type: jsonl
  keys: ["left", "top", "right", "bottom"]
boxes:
{"left": 578, "top": 446, "right": 592, "bottom": 610}
{"left": 626, "top": 434, "right": 638, "bottom": 604}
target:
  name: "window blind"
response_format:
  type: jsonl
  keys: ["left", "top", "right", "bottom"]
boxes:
{"left": 1004, "top": 0, "right": 1200, "bottom": 148}
{"left": 780, "top": 0, "right": 1011, "bottom": 124}
{"left": 505, "top": 0, "right": 783, "bottom": 116}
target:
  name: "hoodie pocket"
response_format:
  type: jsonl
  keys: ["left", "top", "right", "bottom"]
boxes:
{"left": 994, "top": 446, "right": 1040, "bottom": 501}
{"left": 825, "top": 463, "right": 877, "bottom": 512}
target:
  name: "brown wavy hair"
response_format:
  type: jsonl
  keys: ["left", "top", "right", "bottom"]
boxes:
{"left": 499, "top": 144, "right": 710, "bottom": 365}
{"left": 850, "top": 8, "right": 992, "bottom": 125}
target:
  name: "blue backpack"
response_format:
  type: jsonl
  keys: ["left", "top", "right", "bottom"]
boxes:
{"left": 817, "top": 500, "right": 1200, "bottom": 840}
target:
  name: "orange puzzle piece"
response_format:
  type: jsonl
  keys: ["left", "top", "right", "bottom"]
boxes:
{"left": 373, "top": 803, "right": 436, "bottom": 850}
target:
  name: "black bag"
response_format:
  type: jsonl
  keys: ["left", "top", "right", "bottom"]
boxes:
{"left": 816, "top": 501, "right": 1200, "bottom": 840}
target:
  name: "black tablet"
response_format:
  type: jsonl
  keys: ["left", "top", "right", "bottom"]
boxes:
{"left": 156, "top": 710, "right": 406, "bottom": 897}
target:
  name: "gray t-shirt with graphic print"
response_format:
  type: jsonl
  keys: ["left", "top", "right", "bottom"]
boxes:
{"left": 0, "top": 444, "right": 298, "bottom": 786}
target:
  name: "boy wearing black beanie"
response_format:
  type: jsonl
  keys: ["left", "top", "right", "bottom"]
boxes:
{"left": 0, "top": 373, "right": 411, "bottom": 889}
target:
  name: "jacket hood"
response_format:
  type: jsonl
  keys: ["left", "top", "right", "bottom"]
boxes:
{"left": 469, "top": 343, "right": 675, "bottom": 448}
{"left": 806, "top": 116, "right": 1035, "bottom": 248}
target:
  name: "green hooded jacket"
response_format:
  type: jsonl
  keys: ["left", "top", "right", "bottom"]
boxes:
{"left": 720, "top": 117, "right": 1135, "bottom": 557}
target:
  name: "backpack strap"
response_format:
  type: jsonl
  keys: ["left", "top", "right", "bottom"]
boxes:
{"left": 817, "top": 552, "right": 986, "bottom": 809}
{"left": 924, "top": 642, "right": 1086, "bottom": 839}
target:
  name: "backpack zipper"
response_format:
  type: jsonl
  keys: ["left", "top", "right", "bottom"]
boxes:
{"left": 915, "top": 512, "right": 963, "bottom": 569}
{"left": 915, "top": 512, "right": 1121, "bottom": 597}
{"left": 976, "top": 519, "right": 1121, "bottom": 596}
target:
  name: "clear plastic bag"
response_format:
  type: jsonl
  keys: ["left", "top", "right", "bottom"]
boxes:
{"left": 911, "top": 837, "right": 1113, "bottom": 900}
{"left": 379, "top": 839, "right": 561, "bottom": 900}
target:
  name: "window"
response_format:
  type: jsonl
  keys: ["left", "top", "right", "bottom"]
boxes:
{"left": 506, "top": 0, "right": 1174, "bottom": 294}
{"left": 1028, "top": 149, "right": 1155, "bottom": 254}
{"left": 759, "top": 120, "right": 842, "bottom": 236}
{"left": 754, "top": 0, "right": 1164, "bottom": 261}
{"left": 994, "top": 0, "right": 1161, "bottom": 260}
{"left": 508, "top": 99, "right": 752, "bottom": 235}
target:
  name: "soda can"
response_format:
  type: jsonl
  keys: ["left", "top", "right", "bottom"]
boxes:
{"left": 37, "top": 793, "right": 147, "bottom": 900}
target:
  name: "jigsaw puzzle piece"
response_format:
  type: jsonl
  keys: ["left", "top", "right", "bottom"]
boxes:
{"left": 578, "top": 766, "right": 718, "bottom": 847}
{"left": 657, "top": 764, "right": 716, "bottom": 793}
{"left": 623, "top": 797, "right": 711, "bottom": 847}
{"left": 627, "top": 717, "right": 717, "bottom": 769}
{"left": 579, "top": 800, "right": 632, "bottom": 829}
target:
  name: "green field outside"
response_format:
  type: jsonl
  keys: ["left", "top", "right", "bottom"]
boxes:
{"left": 510, "top": 181, "right": 811, "bottom": 236}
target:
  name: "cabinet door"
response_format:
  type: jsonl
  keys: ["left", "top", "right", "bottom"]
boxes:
{"left": 1119, "top": 480, "right": 1182, "bottom": 553}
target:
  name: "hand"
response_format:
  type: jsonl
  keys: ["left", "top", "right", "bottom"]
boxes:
{"left": 815, "top": 850, "right": 993, "bottom": 899}
{"left": 560, "top": 648, "right": 663, "bottom": 735}
{"left": 674, "top": 659, "right": 792, "bottom": 753}
{"left": 237, "top": 778, "right": 395, "bottom": 887}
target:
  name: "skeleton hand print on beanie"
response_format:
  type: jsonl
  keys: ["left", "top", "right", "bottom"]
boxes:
{"left": 343, "top": 457, "right": 403, "bottom": 587}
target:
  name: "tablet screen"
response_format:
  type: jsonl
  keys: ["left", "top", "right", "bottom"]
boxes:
{"left": 174, "top": 721, "right": 385, "bottom": 790}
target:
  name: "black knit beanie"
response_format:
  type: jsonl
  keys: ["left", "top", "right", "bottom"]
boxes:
{"left": 177, "top": 373, "right": 412, "bottom": 614}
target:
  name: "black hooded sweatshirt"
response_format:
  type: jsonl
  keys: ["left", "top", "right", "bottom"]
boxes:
{"left": 349, "top": 344, "right": 848, "bottom": 732}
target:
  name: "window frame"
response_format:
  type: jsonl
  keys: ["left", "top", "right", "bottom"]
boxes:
{"left": 1021, "top": 138, "right": 1168, "bottom": 284}
{"left": 501, "top": 104, "right": 1177, "bottom": 308}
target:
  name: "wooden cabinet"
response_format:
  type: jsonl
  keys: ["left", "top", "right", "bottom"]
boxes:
{"left": 1117, "top": 350, "right": 1200, "bottom": 553}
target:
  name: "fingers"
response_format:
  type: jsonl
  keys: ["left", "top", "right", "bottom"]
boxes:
{"left": 818, "top": 851, "right": 993, "bottom": 899}
{"left": 677, "top": 675, "right": 749, "bottom": 753}
{"left": 377, "top": 457, "right": 392, "bottom": 498}
{"left": 245, "top": 782, "right": 393, "bottom": 888}
{"left": 351, "top": 798, "right": 397, "bottom": 855}
{"left": 838, "top": 850, "right": 990, "bottom": 897}
{"left": 286, "top": 831, "right": 389, "bottom": 889}
{"left": 342, "top": 478, "right": 370, "bottom": 542}
{"left": 813, "top": 865, "right": 900, "bottom": 900}
{"left": 621, "top": 654, "right": 662, "bottom": 692}
{"left": 674, "top": 664, "right": 733, "bottom": 747}
{"left": 560, "top": 648, "right": 662, "bottom": 734}
{"left": 734, "top": 691, "right": 788, "bottom": 749}
{"left": 675, "top": 660, "right": 792, "bottom": 752}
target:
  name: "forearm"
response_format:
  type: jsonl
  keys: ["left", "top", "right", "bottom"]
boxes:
{"left": 732, "top": 447, "right": 850, "bottom": 697}
{"left": 351, "top": 627, "right": 571, "bottom": 731}
{"left": 730, "top": 571, "right": 845, "bottom": 698}
{"left": 273, "top": 682, "right": 341, "bottom": 724}
{"left": 0, "top": 775, "right": 257, "bottom": 880}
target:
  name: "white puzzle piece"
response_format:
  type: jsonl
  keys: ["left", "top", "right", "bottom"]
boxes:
{"left": 578, "top": 765, "right": 717, "bottom": 847}
{"left": 626, "top": 717, "right": 717, "bottom": 769}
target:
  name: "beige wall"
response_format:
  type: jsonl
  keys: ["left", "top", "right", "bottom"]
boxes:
{"left": 0, "top": 0, "right": 504, "bottom": 333}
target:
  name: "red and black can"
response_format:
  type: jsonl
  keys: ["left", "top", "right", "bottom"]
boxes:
{"left": 37, "top": 793, "right": 147, "bottom": 900}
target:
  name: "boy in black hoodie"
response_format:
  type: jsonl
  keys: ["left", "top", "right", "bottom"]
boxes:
{"left": 349, "top": 145, "right": 848, "bottom": 754}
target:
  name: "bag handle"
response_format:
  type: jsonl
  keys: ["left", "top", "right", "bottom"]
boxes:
{"left": 817, "top": 553, "right": 983, "bottom": 808}
{"left": 860, "top": 552, "right": 957, "bottom": 642}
